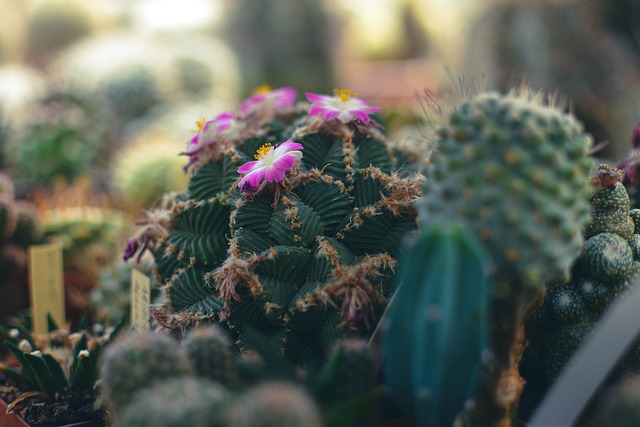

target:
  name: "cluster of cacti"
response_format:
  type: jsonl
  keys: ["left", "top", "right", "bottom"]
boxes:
{"left": 522, "top": 165, "right": 640, "bottom": 422}
{"left": 125, "top": 87, "right": 423, "bottom": 362}
{"left": 0, "top": 317, "right": 122, "bottom": 424}
{"left": 99, "top": 326, "right": 379, "bottom": 427}
{"left": 384, "top": 89, "right": 595, "bottom": 426}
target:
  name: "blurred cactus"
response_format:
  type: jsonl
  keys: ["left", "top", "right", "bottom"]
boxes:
{"left": 225, "top": 382, "right": 323, "bottom": 427}
{"left": 596, "top": 375, "right": 640, "bottom": 427}
{"left": 118, "top": 377, "right": 228, "bottom": 427}
{"left": 23, "top": 0, "right": 93, "bottom": 67}
{"left": 412, "top": 89, "right": 594, "bottom": 426}
{"left": 222, "top": 0, "right": 335, "bottom": 93}
{"left": 182, "top": 325, "right": 235, "bottom": 386}
{"left": 127, "top": 88, "right": 422, "bottom": 363}
{"left": 464, "top": 0, "right": 640, "bottom": 160}
{"left": 99, "top": 331, "right": 192, "bottom": 415}
{"left": 111, "top": 132, "right": 189, "bottom": 212}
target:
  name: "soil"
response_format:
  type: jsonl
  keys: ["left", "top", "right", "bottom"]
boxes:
{"left": 0, "top": 373, "right": 105, "bottom": 427}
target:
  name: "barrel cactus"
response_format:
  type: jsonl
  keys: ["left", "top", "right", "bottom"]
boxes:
{"left": 125, "top": 87, "right": 422, "bottom": 361}
{"left": 414, "top": 89, "right": 594, "bottom": 426}
{"left": 182, "top": 325, "right": 235, "bottom": 386}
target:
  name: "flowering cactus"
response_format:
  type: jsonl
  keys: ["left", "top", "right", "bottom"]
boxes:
{"left": 124, "top": 86, "right": 423, "bottom": 360}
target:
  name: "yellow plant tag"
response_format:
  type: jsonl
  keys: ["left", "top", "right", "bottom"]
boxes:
{"left": 130, "top": 269, "right": 151, "bottom": 331}
{"left": 28, "top": 243, "right": 65, "bottom": 335}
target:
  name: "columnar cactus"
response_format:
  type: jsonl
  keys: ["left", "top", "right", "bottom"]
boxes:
{"left": 99, "top": 332, "right": 192, "bottom": 415}
{"left": 414, "top": 89, "right": 594, "bottom": 426}
{"left": 126, "top": 87, "right": 423, "bottom": 360}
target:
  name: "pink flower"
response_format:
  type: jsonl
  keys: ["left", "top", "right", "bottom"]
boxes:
{"left": 305, "top": 89, "right": 381, "bottom": 124}
{"left": 240, "top": 85, "right": 297, "bottom": 116}
{"left": 184, "top": 112, "right": 235, "bottom": 167}
{"left": 237, "top": 141, "right": 304, "bottom": 192}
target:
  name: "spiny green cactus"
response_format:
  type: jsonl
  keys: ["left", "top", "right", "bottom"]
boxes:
{"left": 416, "top": 89, "right": 594, "bottom": 426}
{"left": 129, "top": 89, "right": 422, "bottom": 362}
{"left": 522, "top": 166, "right": 640, "bottom": 423}
{"left": 99, "top": 331, "right": 192, "bottom": 415}
{"left": 225, "top": 382, "right": 323, "bottom": 427}
{"left": 182, "top": 325, "right": 235, "bottom": 386}
{"left": 118, "top": 377, "right": 228, "bottom": 427}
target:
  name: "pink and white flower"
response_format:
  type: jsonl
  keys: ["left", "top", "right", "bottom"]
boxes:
{"left": 184, "top": 112, "right": 236, "bottom": 167}
{"left": 240, "top": 86, "right": 297, "bottom": 116}
{"left": 237, "top": 141, "right": 304, "bottom": 192}
{"left": 305, "top": 89, "right": 381, "bottom": 124}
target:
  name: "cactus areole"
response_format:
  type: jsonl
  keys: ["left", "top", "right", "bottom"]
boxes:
{"left": 125, "top": 87, "right": 423, "bottom": 358}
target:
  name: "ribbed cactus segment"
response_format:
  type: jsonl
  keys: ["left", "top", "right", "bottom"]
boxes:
{"left": 421, "top": 91, "right": 594, "bottom": 288}
{"left": 118, "top": 377, "right": 228, "bottom": 427}
{"left": 224, "top": 382, "right": 323, "bottom": 427}
{"left": 384, "top": 222, "right": 490, "bottom": 427}
{"left": 182, "top": 325, "right": 235, "bottom": 386}
{"left": 99, "top": 332, "right": 192, "bottom": 415}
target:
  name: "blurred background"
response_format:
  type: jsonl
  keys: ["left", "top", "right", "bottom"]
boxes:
{"left": 0, "top": 0, "right": 638, "bottom": 324}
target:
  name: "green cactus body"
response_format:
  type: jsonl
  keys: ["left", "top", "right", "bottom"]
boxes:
{"left": 325, "top": 339, "right": 376, "bottom": 403}
{"left": 420, "top": 91, "right": 594, "bottom": 290}
{"left": 182, "top": 325, "right": 235, "bottom": 386}
{"left": 384, "top": 222, "right": 490, "bottom": 427}
{"left": 118, "top": 377, "right": 228, "bottom": 427}
{"left": 224, "top": 382, "right": 323, "bottom": 427}
{"left": 135, "top": 95, "right": 422, "bottom": 361}
{"left": 99, "top": 332, "right": 192, "bottom": 415}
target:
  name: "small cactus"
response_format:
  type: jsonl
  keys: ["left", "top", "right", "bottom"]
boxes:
{"left": 182, "top": 325, "right": 235, "bottom": 386}
{"left": 596, "top": 375, "right": 640, "bottom": 427}
{"left": 118, "top": 377, "right": 228, "bottom": 427}
{"left": 224, "top": 382, "right": 323, "bottom": 427}
{"left": 99, "top": 332, "right": 192, "bottom": 415}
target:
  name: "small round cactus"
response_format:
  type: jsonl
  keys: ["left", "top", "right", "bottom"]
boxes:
{"left": 118, "top": 377, "right": 228, "bottom": 427}
{"left": 329, "top": 339, "right": 377, "bottom": 402}
{"left": 182, "top": 325, "right": 235, "bottom": 386}
{"left": 224, "top": 382, "right": 323, "bottom": 427}
{"left": 99, "top": 331, "right": 192, "bottom": 415}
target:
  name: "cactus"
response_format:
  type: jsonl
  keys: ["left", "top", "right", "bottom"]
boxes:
{"left": 414, "top": 89, "right": 594, "bottom": 426}
{"left": 126, "top": 87, "right": 422, "bottom": 362}
{"left": 522, "top": 166, "right": 640, "bottom": 423}
{"left": 384, "top": 222, "right": 490, "bottom": 427}
{"left": 99, "top": 331, "right": 193, "bottom": 415}
{"left": 225, "top": 382, "right": 323, "bottom": 427}
{"left": 182, "top": 325, "right": 235, "bottom": 386}
{"left": 118, "top": 377, "right": 228, "bottom": 427}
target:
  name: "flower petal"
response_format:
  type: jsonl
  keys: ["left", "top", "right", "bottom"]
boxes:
{"left": 248, "top": 168, "right": 266, "bottom": 186}
{"left": 274, "top": 141, "right": 304, "bottom": 155}
{"left": 238, "top": 160, "right": 260, "bottom": 173}
{"left": 272, "top": 153, "right": 299, "bottom": 170}
{"left": 350, "top": 109, "right": 371, "bottom": 123}
{"left": 305, "top": 92, "right": 332, "bottom": 103}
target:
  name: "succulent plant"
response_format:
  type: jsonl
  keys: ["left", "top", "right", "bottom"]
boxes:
{"left": 522, "top": 165, "right": 640, "bottom": 423}
{"left": 596, "top": 375, "right": 640, "bottom": 427}
{"left": 406, "top": 89, "right": 595, "bottom": 426}
{"left": 118, "top": 377, "right": 228, "bottom": 427}
{"left": 182, "top": 325, "right": 235, "bottom": 386}
{"left": 99, "top": 331, "right": 192, "bottom": 415}
{"left": 225, "top": 382, "right": 323, "bottom": 427}
{"left": 127, "top": 88, "right": 422, "bottom": 363}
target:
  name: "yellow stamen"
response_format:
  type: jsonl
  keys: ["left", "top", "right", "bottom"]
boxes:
{"left": 334, "top": 88, "right": 358, "bottom": 102}
{"left": 255, "top": 84, "right": 272, "bottom": 94}
{"left": 255, "top": 143, "right": 273, "bottom": 160}
{"left": 194, "top": 117, "right": 207, "bottom": 133}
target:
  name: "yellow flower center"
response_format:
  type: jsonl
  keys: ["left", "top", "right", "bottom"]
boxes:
{"left": 194, "top": 117, "right": 207, "bottom": 133}
{"left": 334, "top": 88, "right": 357, "bottom": 102}
{"left": 254, "top": 84, "right": 272, "bottom": 94}
{"left": 255, "top": 143, "right": 273, "bottom": 160}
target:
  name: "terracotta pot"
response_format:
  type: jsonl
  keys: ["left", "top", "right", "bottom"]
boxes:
{"left": 0, "top": 398, "right": 104, "bottom": 427}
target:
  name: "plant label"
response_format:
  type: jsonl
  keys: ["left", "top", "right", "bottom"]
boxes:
{"left": 130, "top": 269, "right": 151, "bottom": 331}
{"left": 28, "top": 242, "right": 65, "bottom": 335}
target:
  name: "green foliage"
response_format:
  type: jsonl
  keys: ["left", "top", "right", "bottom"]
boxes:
{"left": 384, "top": 222, "right": 490, "bottom": 427}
